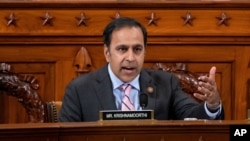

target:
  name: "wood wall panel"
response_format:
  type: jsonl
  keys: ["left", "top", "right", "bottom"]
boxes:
{"left": 0, "top": 0, "right": 250, "bottom": 123}
{"left": 0, "top": 10, "right": 250, "bottom": 35}
{"left": 0, "top": 63, "right": 55, "bottom": 123}
{"left": 234, "top": 47, "right": 250, "bottom": 119}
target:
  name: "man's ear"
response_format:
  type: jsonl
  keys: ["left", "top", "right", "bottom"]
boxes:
{"left": 105, "top": 49, "right": 110, "bottom": 56}
{"left": 104, "top": 45, "right": 110, "bottom": 55}
{"left": 104, "top": 45, "right": 110, "bottom": 62}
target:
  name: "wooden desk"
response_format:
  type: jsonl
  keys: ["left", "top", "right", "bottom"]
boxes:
{"left": 0, "top": 120, "right": 249, "bottom": 141}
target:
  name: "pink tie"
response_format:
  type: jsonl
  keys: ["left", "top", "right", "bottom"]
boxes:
{"left": 121, "top": 84, "right": 135, "bottom": 111}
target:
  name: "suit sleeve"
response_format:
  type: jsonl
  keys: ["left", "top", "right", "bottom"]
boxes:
{"left": 58, "top": 82, "right": 83, "bottom": 122}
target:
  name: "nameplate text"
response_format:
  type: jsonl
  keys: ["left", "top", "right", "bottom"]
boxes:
{"left": 99, "top": 110, "right": 154, "bottom": 121}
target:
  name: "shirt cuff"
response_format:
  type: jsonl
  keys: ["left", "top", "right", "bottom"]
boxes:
{"left": 204, "top": 102, "right": 222, "bottom": 119}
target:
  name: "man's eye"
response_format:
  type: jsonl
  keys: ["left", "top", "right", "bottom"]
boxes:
{"left": 134, "top": 47, "right": 142, "bottom": 53}
{"left": 118, "top": 47, "right": 127, "bottom": 52}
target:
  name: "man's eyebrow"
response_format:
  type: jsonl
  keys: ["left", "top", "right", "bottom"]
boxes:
{"left": 132, "top": 44, "right": 143, "bottom": 47}
{"left": 116, "top": 44, "right": 128, "bottom": 48}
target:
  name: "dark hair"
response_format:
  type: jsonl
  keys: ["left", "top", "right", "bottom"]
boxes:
{"left": 102, "top": 17, "right": 147, "bottom": 48}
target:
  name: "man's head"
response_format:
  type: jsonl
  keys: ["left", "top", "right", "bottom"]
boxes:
{"left": 103, "top": 17, "right": 147, "bottom": 82}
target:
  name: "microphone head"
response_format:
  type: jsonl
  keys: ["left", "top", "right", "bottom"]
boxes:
{"left": 139, "top": 93, "right": 148, "bottom": 108}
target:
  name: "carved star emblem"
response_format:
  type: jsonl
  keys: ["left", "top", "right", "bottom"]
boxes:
{"left": 75, "top": 12, "right": 90, "bottom": 26}
{"left": 216, "top": 12, "right": 231, "bottom": 26}
{"left": 5, "top": 12, "right": 18, "bottom": 26}
{"left": 181, "top": 11, "right": 196, "bottom": 26}
{"left": 111, "top": 11, "right": 121, "bottom": 20}
{"left": 40, "top": 12, "right": 54, "bottom": 26}
{"left": 146, "top": 12, "right": 160, "bottom": 26}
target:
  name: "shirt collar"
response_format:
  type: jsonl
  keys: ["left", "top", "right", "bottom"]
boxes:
{"left": 108, "top": 64, "right": 140, "bottom": 90}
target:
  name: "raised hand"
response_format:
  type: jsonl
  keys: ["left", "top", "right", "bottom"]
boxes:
{"left": 193, "top": 66, "right": 221, "bottom": 110}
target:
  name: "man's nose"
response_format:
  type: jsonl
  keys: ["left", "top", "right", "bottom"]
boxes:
{"left": 126, "top": 49, "right": 135, "bottom": 61}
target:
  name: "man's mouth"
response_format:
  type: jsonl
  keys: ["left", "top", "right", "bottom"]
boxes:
{"left": 122, "top": 67, "right": 134, "bottom": 70}
{"left": 122, "top": 67, "right": 135, "bottom": 73}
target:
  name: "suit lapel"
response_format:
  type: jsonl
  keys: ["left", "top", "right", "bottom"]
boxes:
{"left": 94, "top": 65, "right": 117, "bottom": 110}
{"left": 139, "top": 69, "right": 157, "bottom": 110}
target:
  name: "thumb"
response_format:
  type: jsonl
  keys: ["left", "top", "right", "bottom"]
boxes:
{"left": 209, "top": 66, "right": 216, "bottom": 81}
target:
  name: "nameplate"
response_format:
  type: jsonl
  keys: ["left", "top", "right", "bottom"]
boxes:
{"left": 99, "top": 110, "right": 154, "bottom": 121}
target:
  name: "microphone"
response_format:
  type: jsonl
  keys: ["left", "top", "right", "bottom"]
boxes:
{"left": 139, "top": 93, "right": 148, "bottom": 109}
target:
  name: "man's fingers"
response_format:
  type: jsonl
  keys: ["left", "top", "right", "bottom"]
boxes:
{"left": 193, "top": 93, "right": 207, "bottom": 101}
{"left": 209, "top": 66, "right": 216, "bottom": 81}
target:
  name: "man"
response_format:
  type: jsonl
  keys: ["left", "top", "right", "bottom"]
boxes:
{"left": 59, "top": 17, "right": 223, "bottom": 122}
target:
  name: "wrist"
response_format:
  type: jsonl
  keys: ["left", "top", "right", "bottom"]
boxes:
{"left": 206, "top": 101, "right": 221, "bottom": 112}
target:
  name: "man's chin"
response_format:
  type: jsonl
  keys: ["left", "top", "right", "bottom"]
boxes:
{"left": 120, "top": 75, "right": 136, "bottom": 83}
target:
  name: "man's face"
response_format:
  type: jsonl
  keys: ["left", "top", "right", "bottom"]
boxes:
{"left": 104, "top": 26, "right": 145, "bottom": 82}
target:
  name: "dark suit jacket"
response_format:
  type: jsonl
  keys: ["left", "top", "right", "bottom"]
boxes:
{"left": 59, "top": 64, "right": 224, "bottom": 122}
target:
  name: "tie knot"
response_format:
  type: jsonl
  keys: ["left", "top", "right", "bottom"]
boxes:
{"left": 121, "top": 84, "right": 131, "bottom": 92}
